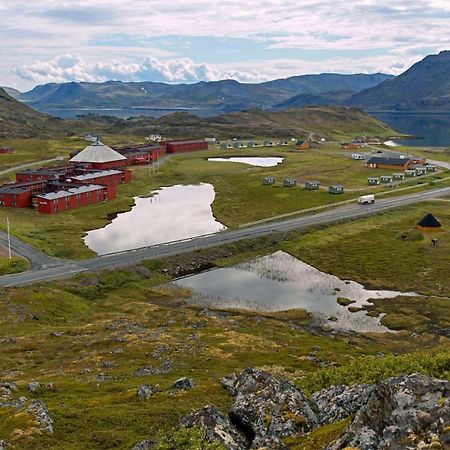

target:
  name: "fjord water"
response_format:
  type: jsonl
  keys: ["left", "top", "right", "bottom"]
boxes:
{"left": 207, "top": 157, "right": 284, "bottom": 167}
{"left": 84, "top": 183, "right": 225, "bottom": 255}
{"left": 372, "top": 112, "right": 450, "bottom": 146}
{"left": 175, "top": 251, "right": 416, "bottom": 332}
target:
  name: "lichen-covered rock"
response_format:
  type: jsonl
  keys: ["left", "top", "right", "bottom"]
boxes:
{"left": 131, "top": 439, "right": 155, "bottom": 450}
{"left": 137, "top": 385, "right": 159, "bottom": 401}
{"left": 328, "top": 373, "right": 450, "bottom": 450}
{"left": 27, "top": 399, "right": 53, "bottom": 434}
{"left": 313, "top": 383, "right": 374, "bottom": 425}
{"left": 224, "top": 368, "right": 318, "bottom": 449}
{"left": 0, "top": 440, "right": 8, "bottom": 450}
{"left": 181, "top": 404, "right": 248, "bottom": 450}
{"left": 27, "top": 382, "right": 40, "bottom": 392}
{"left": 172, "top": 377, "right": 195, "bottom": 391}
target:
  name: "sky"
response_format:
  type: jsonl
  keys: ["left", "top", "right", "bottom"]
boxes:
{"left": 1, "top": 0, "right": 449, "bottom": 91}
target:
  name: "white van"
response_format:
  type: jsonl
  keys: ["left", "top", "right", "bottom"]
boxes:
{"left": 358, "top": 194, "right": 375, "bottom": 205}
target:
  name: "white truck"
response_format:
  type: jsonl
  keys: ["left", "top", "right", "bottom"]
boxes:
{"left": 358, "top": 194, "right": 375, "bottom": 205}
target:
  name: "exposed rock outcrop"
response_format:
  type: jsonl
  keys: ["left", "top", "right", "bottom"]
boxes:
{"left": 146, "top": 369, "right": 450, "bottom": 450}
{"left": 328, "top": 373, "right": 450, "bottom": 450}
{"left": 224, "top": 368, "right": 318, "bottom": 449}
{"left": 313, "top": 383, "right": 374, "bottom": 425}
{"left": 27, "top": 399, "right": 53, "bottom": 434}
{"left": 181, "top": 404, "right": 248, "bottom": 450}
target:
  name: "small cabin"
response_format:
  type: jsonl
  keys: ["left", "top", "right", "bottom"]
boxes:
{"left": 328, "top": 184, "right": 344, "bottom": 194}
{"left": 283, "top": 178, "right": 297, "bottom": 187}
{"left": 426, "top": 165, "right": 437, "bottom": 172}
{"left": 281, "top": 141, "right": 289, "bottom": 146}
{"left": 415, "top": 167, "right": 426, "bottom": 176}
{"left": 264, "top": 141, "right": 275, "bottom": 147}
{"left": 247, "top": 141, "right": 258, "bottom": 148}
{"left": 393, "top": 173, "right": 405, "bottom": 180}
{"left": 263, "top": 176, "right": 276, "bottom": 186}
{"left": 305, "top": 180, "right": 320, "bottom": 190}
{"left": 380, "top": 175, "right": 393, "bottom": 183}
{"left": 368, "top": 177, "right": 380, "bottom": 185}
{"left": 405, "top": 169, "right": 417, "bottom": 177}
{"left": 220, "top": 143, "right": 233, "bottom": 149}
{"left": 233, "top": 142, "right": 247, "bottom": 149}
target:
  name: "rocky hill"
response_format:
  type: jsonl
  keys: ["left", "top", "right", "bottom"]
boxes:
{"left": 18, "top": 73, "right": 393, "bottom": 111}
{"left": 0, "top": 87, "right": 64, "bottom": 138}
{"left": 349, "top": 50, "right": 450, "bottom": 111}
{"left": 101, "top": 106, "right": 396, "bottom": 139}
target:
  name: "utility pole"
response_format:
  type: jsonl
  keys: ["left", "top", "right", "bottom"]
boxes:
{"left": 6, "top": 217, "right": 11, "bottom": 260}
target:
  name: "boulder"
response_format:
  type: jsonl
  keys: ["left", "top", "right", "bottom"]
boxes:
{"left": 328, "top": 373, "right": 450, "bottom": 450}
{"left": 223, "top": 368, "right": 318, "bottom": 449}
{"left": 0, "top": 440, "right": 8, "bottom": 450}
{"left": 181, "top": 404, "right": 248, "bottom": 450}
{"left": 27, "top": 382, "right": 40, "bottom": 392}
{"left": 137, "top": 385, "right": 159, "bottom": 401}
{"left": 172, "top": 377, "right": 195, "bottom": 391}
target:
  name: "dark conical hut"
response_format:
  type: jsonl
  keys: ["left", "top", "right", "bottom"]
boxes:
{"left": 417, "top": 213, "right": 442, "bottom": 231}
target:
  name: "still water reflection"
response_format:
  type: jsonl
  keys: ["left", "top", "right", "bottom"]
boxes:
{"left": 208, "top": 157, "right": 284, "bottom": 167}
{"left": 175, "top": 251, "right": 416, "bottom": 333}
{"left": 84, "top": 183, "right": 225, "bottom": 255}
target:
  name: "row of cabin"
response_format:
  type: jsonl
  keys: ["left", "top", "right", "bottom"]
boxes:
{"left": 367, "top": 165, "right": 437, "bottom": 185}
{"left": 262, "top": 177, "right": 343, "bottom": 193}
{"left": 0, "top": 146, "right": 14, "bottom": 154}
{"left": 220, "top": 141, "right": 291, "bottom": 149}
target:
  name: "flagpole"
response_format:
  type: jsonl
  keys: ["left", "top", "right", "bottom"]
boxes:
{"left": 6, "top": 217, "right": 12, "bottom": 260}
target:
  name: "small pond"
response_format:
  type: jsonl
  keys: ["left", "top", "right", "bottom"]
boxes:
{"left": 208, "top": 157, "right": 284, "bottom": 167}
{"left": 174, "top": 251, "right": 416, "bottom": 333}
{"left": 84, "top": 183, "right": 225, "bottom": 255}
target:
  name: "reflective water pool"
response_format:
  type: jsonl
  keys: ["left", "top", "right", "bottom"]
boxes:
{"left": 84, "top": 183, "right": 226, "bottom": 255}
{"left": 174, "top": 251, "right": 416, "bottom": 333}
{"left": 208, "top": 157, "right": 284, "bottom": 167}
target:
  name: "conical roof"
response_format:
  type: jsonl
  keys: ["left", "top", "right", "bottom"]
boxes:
{"left": 417, "top": 213, "right": 441, "bottom": 228}
{"left": 70, "top": 141, "right": 126, "bottom": 164}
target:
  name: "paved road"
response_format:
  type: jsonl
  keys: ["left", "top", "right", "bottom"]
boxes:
{"left": 1, "top": 186, "right": 449, "bottom": 288}
{"left": 0, "top": 231, "right": 58, "bottom": 269}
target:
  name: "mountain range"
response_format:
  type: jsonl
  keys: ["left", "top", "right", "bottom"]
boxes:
{"left": 348, "top": 50, "right": 450, "bottom": 111}
{"left": 6, "top": 50, "right": 449, "bottom": 113}
{"left": 8, "top": 73, "right": 392, "bottom": 111}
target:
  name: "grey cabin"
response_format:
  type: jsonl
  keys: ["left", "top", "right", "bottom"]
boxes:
{"left": 263, "top": 176, "right": 276, "bottom": 185}
{"left": 328, "top": 184, "right": 344, "bottom": 194}
{"left": 305, "top": 180, "right": 320, "bottom": 190}
{"left": 283, "top": 178, "right": 297, "bottom": 187}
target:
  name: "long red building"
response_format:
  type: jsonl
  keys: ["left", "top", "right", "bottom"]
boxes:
{"left": 35, "top": 184, "right": 113, "bottom": 214}
{"left": 0, "top": 180, "right": 48, "bottom": 208}
{"left": 165, "top": 140, "right": 208, "bottom": 153}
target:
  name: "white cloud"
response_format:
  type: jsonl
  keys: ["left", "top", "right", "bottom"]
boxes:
{"left": 1, "top": 0, "right": 450, "bottom": 89}
{"left": 16, "top": 55, "right": 270, "bottom": 84}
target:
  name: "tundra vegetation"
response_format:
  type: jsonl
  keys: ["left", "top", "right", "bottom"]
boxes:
{"left": 0, "top": 199, "right": 449, "bottom": 449}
